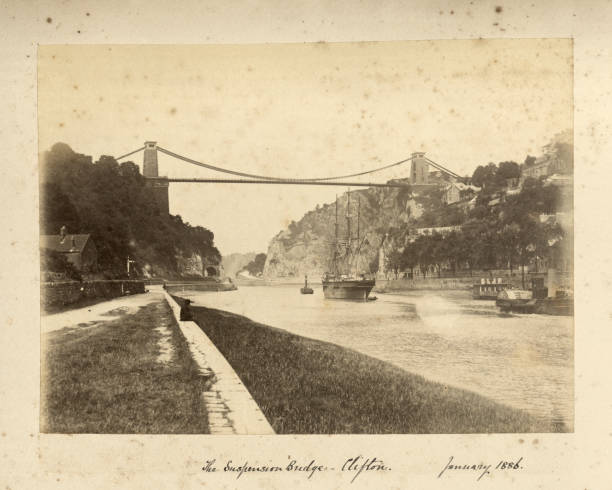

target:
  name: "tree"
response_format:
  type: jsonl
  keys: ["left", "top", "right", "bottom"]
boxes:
{"left": 40, "top": 249, "right": 82, "bottom": 281}
{"left": 430, "top": 233, "right": 449, "bottom": 277}
{"left": 385, "top": 248, "right": 403, "bottom": 279}
{"left": 401, "top": 241, "right": 419, "bottom": 278}
{"left": 497, "top": 223, "right": 521, "bottom": 273}
{"left": 40, "top": 182, "right": 81, "bottom": 235}
{"left": 442, "top": 231, "right": 460, "bottom": 273}
{"left": 515, "top": 217, "right": 541, "bottom": 288}
{"left": 415, "top": 235, "right": 434, "bottom": 277}
{"left": 497, "top": 161, "right": 520, "bottom": 180}
{"left": 453, "top": 230, "right": 475, "bottom": 275}
{"left": 471, "top": 163, "right": 497, "bottom": 189}
{"left": 524, "top": 155, "right": 536, "bottom": 167}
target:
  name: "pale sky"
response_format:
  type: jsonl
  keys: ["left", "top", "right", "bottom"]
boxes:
{"left": 38, "top": 40, "right": 572, "bottom": 254}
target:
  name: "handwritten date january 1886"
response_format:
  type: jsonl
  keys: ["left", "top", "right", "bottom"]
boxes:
{"left": 438, "top": 456, "right": 524, "bottom": 481}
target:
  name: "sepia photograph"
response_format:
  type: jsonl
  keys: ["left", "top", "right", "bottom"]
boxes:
{"left": 37, "top": 40, "right": 574, "bottom": 437}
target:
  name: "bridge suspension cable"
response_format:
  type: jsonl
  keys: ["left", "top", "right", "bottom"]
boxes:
{"left": 116, "top": 146, "right": 145, "bottom": 161}
{"left": 424, "top": 157, "right": 464, "bottom": 181}
{"left": 116, "top": 143, "right": 464, "bottom": 183}
{"left": 156, "top": 146, "right": 415, "bottom": 182}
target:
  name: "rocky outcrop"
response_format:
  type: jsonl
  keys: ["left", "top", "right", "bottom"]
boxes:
{"left": 176, "top": 252, "right": 205, "bottom": 277}
{"left": 263, "top": 184, "right": 423, "bottom": 280}
{"left": 222, "top": 252, "right": 257, "bottom": 278}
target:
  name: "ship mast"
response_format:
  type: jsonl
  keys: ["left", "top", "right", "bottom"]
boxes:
{"left": 335, "top": 194, "right": 338, "bottom": 245}
{"left": 346, "top": 189, "right": 351, "bottom": 256}
{"left": 357, "top": 195, "right": 360, "bottom": 243}
{"left": 334, "top": 195, "right": 339, "bottom": 276}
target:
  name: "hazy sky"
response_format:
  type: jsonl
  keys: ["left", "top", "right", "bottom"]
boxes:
{"left": 38, "top": 40, "right": 572, "bottom": 254}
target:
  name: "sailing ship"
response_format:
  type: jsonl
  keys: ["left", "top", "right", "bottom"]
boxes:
{"left": 322, "top": 191, "right": 376, "bottom": 301}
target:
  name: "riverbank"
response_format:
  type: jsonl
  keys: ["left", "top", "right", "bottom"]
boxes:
{"left": 186, "top": 300, "right": 563, "bottom": 434}
{"left": 165, "top": 279, "right": 237, "bottom": 293}
{"left": 41, "top": 297, "right": 210, "bottom": 433}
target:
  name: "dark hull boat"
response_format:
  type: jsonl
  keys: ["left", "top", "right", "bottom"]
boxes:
{"left": 496, "top": 287, "right": 573, "bottom": 316}
{"left": 322, "top": 278, "right": 375, "bottom": 300}
{"left": 300, "top": 275, "right": 314, "bottom": 294}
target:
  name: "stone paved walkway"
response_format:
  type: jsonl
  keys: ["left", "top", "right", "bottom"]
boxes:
{"left": 163, "top": 291, "right": 275, "bottom": 435}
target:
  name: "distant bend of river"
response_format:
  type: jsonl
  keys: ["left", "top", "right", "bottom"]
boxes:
{"left": 182, "top": 285, "right": 573, "bottom": 429}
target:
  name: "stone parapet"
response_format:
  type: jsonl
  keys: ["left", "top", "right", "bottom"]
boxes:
{"left": 163, "top": 291, "right": 274, "bottom": 435}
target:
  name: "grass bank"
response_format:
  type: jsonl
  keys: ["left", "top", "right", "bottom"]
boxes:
{"left": 187, "top": 302, "right": 562, "bottom": 434}
{"left": 41, "top": 299, "right": 210, "bottom": 433}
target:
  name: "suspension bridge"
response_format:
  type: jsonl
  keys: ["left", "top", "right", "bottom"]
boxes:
{"left": 116, "top": 141, "right": 465, "bottom": 213}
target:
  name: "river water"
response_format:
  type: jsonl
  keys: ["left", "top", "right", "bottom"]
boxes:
{"left": 183, "top": 285, "right": 573, "bottom": 429}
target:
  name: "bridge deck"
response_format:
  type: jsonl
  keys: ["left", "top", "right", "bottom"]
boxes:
{"left": 164, "top": 177, "right": 439, "bottom": 188}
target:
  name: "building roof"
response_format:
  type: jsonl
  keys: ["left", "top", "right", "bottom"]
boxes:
{"left": 40, "top": 234, "right": 92, "bottom": 253}
{"left": 446, "top": 182, "right": 480, "bottom": 192}
{"left": 545, "top": 173, "right": 573, "bottom": 185}
{"left": 413, "top": 225, "right": 461, "bottom": 235}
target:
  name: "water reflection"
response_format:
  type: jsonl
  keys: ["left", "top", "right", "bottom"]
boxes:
{"left": 184, "top": 285, "right": 573, "bottom": 429}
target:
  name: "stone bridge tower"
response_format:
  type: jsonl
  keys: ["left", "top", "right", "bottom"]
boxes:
{"left": 143, "top": 141, "right": 169, "bottom": 215}
{"left": 410, "top": 151, "right": 429, "bottom": 185}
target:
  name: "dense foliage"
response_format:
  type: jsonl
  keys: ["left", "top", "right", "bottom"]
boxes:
{"left": 40, "top": 143, "right": 220, "bottom": 278}
{"left": 385, "top": 178, "right": 568, "bottom": 283}
{"left": 40, "top": 249, "right": 82, "bottom": 281}
{"left": 239, "top": 253, "right": 267, "bottom": 276}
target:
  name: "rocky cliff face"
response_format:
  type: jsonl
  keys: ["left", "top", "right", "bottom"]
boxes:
{"left": 263, "top": 183, "right": 423, "bottom": 280}
{"left": 141, "top": 251, "right": 210, "bottom": 279}
{"left": 176, "top": 252, "right": 206, "bottom": 277}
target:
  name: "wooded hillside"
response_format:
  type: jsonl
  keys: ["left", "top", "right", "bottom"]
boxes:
{"left": 40, "top": 143, "right": 220, "bottom": 279}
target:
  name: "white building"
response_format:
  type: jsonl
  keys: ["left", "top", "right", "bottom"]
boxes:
{"left": 443, "top": 182, "right": 481, "bottom": 205}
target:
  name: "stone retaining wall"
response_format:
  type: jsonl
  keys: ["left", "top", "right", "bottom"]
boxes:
{"left": 165, "top": 281, "right": 237, "bottom": 293}
{"left": 41, "top": 280, "right": 146, "bottom": 308}
{"left": 374, "top": 274, "right": 528, "bottom": 291}
{"left": 163, "top": 292, "right": 274, "bottom": 435}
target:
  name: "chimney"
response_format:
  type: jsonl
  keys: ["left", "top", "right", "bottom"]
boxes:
{"left": 70, "top": 236, "right": 77, "bottom": 251}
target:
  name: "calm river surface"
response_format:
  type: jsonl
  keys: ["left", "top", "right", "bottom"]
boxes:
{"left": 183, "top": 285, "right": 573, "bottom": 428}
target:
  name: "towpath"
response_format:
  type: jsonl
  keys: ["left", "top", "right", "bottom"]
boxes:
{"left": 41, "top": 286, "right": 163, "bottom": 333}
{"left": 41, "top": 285, "right": 274, "bottom": 434}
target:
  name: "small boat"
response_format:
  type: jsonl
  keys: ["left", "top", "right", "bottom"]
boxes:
{"left": 496, "top": 287, "right": 574, "bottom": 316}
{"left": 496, "top": 289, "right": 534, "bottom": 313}
{"left": 300, "top": 275, "right": 314, "bottom": 294}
